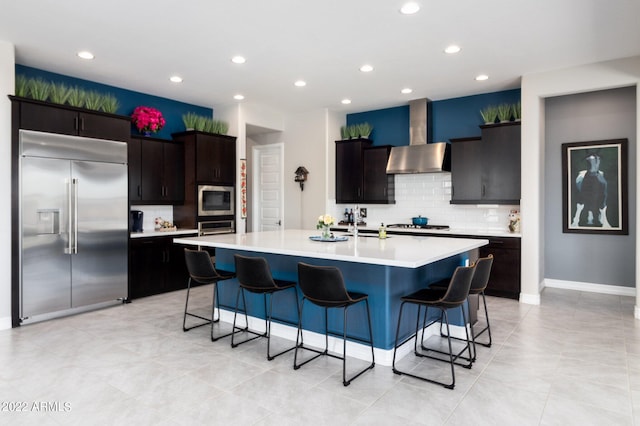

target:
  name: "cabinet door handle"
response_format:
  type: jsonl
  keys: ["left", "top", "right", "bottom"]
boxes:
{"left": 137, "top": 185, "right": 141, "bottom": 197}
{"left": 165, "top": 250, "right": 170, "bottom": 263}
{"left": 80, "top": 117, "right": 85, "bottom": 131}
{"left": 482, "top": 184, "right": 486, "bottom": 197}
{"left": 74, "top": 117, "right": 79, "bottom": 131}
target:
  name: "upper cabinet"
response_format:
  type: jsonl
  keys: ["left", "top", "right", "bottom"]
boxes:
{"left": 12, "top": 97, "right": 131, "bottom": 142}
{"left": 335, "top": 139, "right": 395, "bottom": 204}
{"left": 363, "top": 146, "right": 395, "bottom": 204}
{"left": 172, "top": 131, "right": 237, "bottom": 228}
{"left": 129, "top": 136, "right": 184, "bottom": 204}
{"left": 172, "top": 131, "right": 236, "bottom": 185}
{"left": 450, "top": 122, "right": 521, "bottom": 205}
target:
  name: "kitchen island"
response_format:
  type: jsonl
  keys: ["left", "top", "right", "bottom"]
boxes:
{"left": 174, "top": 229, "right": 487, "bottom": 365}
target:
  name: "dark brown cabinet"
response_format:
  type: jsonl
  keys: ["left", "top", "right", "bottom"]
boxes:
{"left": 478, "top": 237, "right": 521, "bottom": 299}
{"left": 450, "top": 122, "right": 521, "bottom": 204}
{"left": 172, "top": 131, "right": 237, "bottom": 228}
{"left": 129, "top": 235, "right": 194, "bottom": 299}
{"left": 363, "top": 146, "right": 395, "bottom": 203}
{"left": 336, "top": 139, "right": 395, "bottom": 204}
{"left": 129, "top": 136, "right": 184, "bottom": 204}
{"left": 13, "top": 97, "right": 130, "bottom": 142}
{"left": 172, "top": 131, "right": 236, "bottom": 185}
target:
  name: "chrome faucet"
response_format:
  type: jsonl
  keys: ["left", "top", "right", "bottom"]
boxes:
{"left": 353, "top": 205, "right": 360, "bottom": 238}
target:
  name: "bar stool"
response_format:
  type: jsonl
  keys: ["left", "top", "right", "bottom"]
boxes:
{"left": 231, "top": 254, "right": 300, "bottom": 360}
{"left": 392, "top": 264, "right": 475, "bottom": 389}
{"left": 183, "top": 248, "right": 242, "bottom": 341}
{"left": 294, "top": 262, "right": 375, "bottom": 386}
{"left": 429, "top": 255, "right": 494, "bottom": 360}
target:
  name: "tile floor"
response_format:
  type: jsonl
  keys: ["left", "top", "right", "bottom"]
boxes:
{"left": 1, "top": 287, "right": 639, "bottom": 425}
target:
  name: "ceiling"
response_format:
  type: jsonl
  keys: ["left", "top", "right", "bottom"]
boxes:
{"left": 2, "top": 0, "right": 639, "bottom": 115}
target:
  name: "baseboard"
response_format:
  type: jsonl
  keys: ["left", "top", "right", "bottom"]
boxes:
{"left": 519, "top": 292, "right": 541, "bottom": 305}
{"left": 217, "top": 308, "right": 468, "bottom": 367}
{"left": 0, "top": 316, "right": 12, "bottom": 330}
{"left": 543, "top": 279, "right": 636, "bottom": 297}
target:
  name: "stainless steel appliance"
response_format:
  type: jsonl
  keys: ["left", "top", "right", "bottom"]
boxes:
{"left": 198, "top": 219, "right": 235, "bottom": 236}
{"left": 198, "top": 185, "right": 234, "bottom": 217}
{"left": 19, "top": 130, "right": 128, "bottom": 323}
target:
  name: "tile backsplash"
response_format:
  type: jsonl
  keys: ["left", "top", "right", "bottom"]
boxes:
{"left": 332, "top": 173, "right": 518, "bottom": 231}
{"left": 130, "top": 205, "right": 174, "bottom": 232}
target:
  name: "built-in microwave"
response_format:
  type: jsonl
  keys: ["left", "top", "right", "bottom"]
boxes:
{"left": 198, "top": 185, "right": 234, "bottom": 217}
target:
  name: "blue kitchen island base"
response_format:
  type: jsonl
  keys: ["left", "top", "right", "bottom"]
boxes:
{"left": 174, "top": 230, "right": 487, "bottom": 366}
{"left": 212, "top": 248, "right": 472, "bottom": 366}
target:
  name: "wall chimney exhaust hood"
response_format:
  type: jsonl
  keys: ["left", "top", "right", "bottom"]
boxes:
{"left": 386, "top": 99, "right": 451, "bottom": 174}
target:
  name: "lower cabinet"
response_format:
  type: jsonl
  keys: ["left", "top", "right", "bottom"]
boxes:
{"left": 477, "top": 237, "right": 521, "bottom": 300}
{"left": 129, "top": 235, "right": 195, "bottom": 299}
{"left": 383, "top": 230, "right": 521, "bottom": 300}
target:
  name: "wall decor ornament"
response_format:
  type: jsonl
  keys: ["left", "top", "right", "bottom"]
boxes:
{"left": 562, "top": 139, "right": 628, "bottom": 235}
{"left": 240, "top": 159, "right": 247, "bottom": 219}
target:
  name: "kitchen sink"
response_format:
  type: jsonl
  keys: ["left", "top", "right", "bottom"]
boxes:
{"left": 336, "top": 232, "right": 389, "bottom": 239}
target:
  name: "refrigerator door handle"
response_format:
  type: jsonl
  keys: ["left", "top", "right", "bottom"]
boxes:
{"left": 65, "top": 179, "right": 73, "bottom": 254}
{"left": 73, "top": 178, "right": 78, "bottom": 254}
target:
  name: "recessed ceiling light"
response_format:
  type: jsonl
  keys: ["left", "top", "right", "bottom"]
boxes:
{"left": 444, "top": 45, "right": 461, "bottom": 54}
{"left": 234, "top": 94, "right": 245, "bottom": 100}
{"left": 341, "top": 99, "right": 352, "bottom": 105}
{"left": 475, "top": 74, "right": 489, "bottom": 81}
{"left": 169, "top": 76, "right": 183, "bottom": 83}
{"left": 77, "top": 51, "right": 94, "bottom": 60}
{"left": 294, "top": 80, "right": 306, "bottom": 87}
{"left": 400, "top": 2, "right": 420, "bottom": 14}
{"left": 360, "top": 64, "right": 374, "bottom": 73}
{"left": 401, "top": 88, "right": 413, "bottom": 94}
{"left": 231, "top": 56, "right": 246, "bottom": 64}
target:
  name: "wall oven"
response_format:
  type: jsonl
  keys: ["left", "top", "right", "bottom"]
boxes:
{"left": 198, "top": 219, "right": 235, "bottom": 236}
{"left": 198, "top": 185, "right": 234, "bottom": 217}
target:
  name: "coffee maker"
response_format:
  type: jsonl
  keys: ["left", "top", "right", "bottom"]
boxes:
{"left": 130, "top": 210, "right": 144, "bottom": 233}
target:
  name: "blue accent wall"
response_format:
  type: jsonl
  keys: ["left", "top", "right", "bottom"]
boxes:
{"left": 16, "top": 65, "right": 213, "bottom": 140}
{"left": 432, "top": 89, "right": 521, "bottom": 142}
{"left": 347, "top": 89, "right": 521, "bottom": 146}
{"left": 347, "top": 105, "right": 409, "bottom": 146}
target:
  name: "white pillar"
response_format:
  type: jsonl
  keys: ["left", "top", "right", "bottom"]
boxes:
{"left": 636, "top": 83, "right": 640, "bottom": 320}
{"left": 0, "top": 40, "right": 15, "bottom": 329}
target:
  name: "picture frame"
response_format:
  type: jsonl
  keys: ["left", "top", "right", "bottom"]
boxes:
{"left": 562, "top": 138, "right": 628, "bottom": 235}
{"left": 240, "top": 158, "right": 247, "bottom": 219}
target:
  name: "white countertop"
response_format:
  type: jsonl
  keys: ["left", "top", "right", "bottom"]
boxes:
{"left": 331, "top": 225, "right": 521, "bottom": 238}
{"left": 173, "top": 229, "right": 488, "bottom": 268}
{"left": 130, "top": 228, "right": 199, "bottom": 239}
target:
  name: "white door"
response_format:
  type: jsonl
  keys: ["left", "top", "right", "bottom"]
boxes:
{"left": 253, "top": 144, "right": 284, "bottom": 231}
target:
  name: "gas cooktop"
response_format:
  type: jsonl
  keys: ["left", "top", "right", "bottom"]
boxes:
{"left": 387, "top": 224, "right": 450, "bottom": 230}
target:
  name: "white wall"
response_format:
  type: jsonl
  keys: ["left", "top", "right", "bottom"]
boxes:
{"left": 520, "top": 55, "right": 640, "bottom": 316}
{"left": 283, "top": 109, "right": 333, "bottom": 229}
{"left": 0, "top": 40, "right": 14, "bottom": 329}
{"left": 216, "top": 102, "right": 286, "bottom": 233}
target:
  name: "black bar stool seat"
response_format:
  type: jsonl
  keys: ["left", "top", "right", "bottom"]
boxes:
{"left": 231, "top": 254, "right": 300, "bottom": 361}
{"left": 294, "top": 262, "right": 375, "bottom": 386}
{"left": 183, "top": 248, "right": 242, "bottom": 342}
{"left": 392, "top": 264, "right": 475, "bottom": 389}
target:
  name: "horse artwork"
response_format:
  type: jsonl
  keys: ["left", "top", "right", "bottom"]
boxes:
{"left": 562, "top": 139, "right": 628, "bottom": 235}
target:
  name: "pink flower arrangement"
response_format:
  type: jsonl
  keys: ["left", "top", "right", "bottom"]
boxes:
{"left": 131, "top": 106, "right": 165, "bottom": 134}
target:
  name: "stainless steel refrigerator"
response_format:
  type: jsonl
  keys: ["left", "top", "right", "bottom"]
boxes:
{"left": 19, "top": 129, "right": 128, "bottom": 323}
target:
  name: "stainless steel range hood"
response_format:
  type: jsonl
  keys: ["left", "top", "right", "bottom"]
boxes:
{"left": 386, "top": 99, "right": 451, "bottom": 174}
